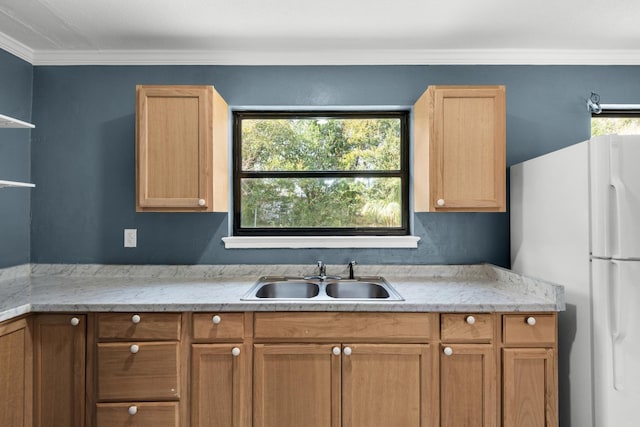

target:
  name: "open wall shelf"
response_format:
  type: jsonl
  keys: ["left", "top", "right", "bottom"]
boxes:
{"left": 0, "top": 180, "right": 35, "bottom": 188}
{"left": 1, "top": 113, "right": 35, "bottom": 189}
{"left": 0, "top": 114, "right": 35, "bottom": 128}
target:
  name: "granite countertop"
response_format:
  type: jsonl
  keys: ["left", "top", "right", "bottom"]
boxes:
{"left": 0, "top": 263, "right": 565, "bottom": 323}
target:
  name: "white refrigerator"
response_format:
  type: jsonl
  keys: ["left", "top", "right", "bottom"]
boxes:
{"left": 511, "top": 134, "right": 640, "bottom": 427}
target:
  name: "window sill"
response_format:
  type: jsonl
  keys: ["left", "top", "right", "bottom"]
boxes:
{"left": 222, "top": 235, "right": 420, "bottom": 249}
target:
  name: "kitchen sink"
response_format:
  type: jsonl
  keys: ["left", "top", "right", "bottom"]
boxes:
{"left": 325, "top": 280, "right": 390, "bottom": 299}
{"left": 254, "top": 280, "right": 320, "bottom": 299}
{"left": 242, "top": 276, "right": 403, "bottom": 301}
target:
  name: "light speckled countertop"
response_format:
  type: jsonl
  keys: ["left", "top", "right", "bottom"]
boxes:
{"left": 0, "top": 263, "right": 564, "bottom": 323}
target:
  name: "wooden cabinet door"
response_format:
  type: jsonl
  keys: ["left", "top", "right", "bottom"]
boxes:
{"left": 342, "top": 344, "right": 435, "bottom": 427}
{"left": 503, "top": 348, "right": 557, "bottom": 427}
{"left": 414, "top": 85, "right": 506, "bottom": 212}
{"left": 440, "top": 344, "right": 496, "bottom": 427}
{"left": 0, "top": 317, "right": 32, "bottom": 427}
{"left": 253, "top": 344, "right": 340, "bottom": 427}
{"left": 33, "top": 314, "right": 86, "bottom": 427}
{"left": 191, "top": 344, "right": 250, "bottom": 427}
{"left": 136, "top": 85, "right": 228, "bottom": 212}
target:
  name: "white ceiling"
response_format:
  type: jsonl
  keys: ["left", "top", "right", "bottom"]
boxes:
{"left": 1, "top": 0, "right": 639, "bottom": 65}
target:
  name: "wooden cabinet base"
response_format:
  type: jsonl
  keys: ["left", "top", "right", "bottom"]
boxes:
{"left": 7, "top": 311, "right": 557, "bottom": 427}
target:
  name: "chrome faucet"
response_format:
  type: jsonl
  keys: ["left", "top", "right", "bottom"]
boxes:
{"left": 304, "top": 260, "right": 341, "bottom": 281}
{"left": 317, "top": 260, "right": 326, "bottom": 277}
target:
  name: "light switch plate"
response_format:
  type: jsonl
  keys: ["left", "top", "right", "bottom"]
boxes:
{"left": 124, "top": 229, "right": 137, "bottom": 248}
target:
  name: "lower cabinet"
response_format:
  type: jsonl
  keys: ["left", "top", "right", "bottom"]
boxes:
{"left": 93, "top": 313, "right": 185, "bottom": 427}
{"left": 0, "top": 316, "right": 32, "bottom": 427}
{"left": 502, "top": 314, "right": 558, "bottom": 427}
{"left": 253, "top": 343, "right": 435, "bottom": 427}
{"left": 33, "top": 314, "right": 86, "bottom": 427}
{"left": 440, "top": 344, "right": 496, "bottom": 427}
{"left": 342, "top": 344, "right": 434, "bottom": 427}
{"left": 1, "top": 311, "right": 557, "bottom": 427}
{"left": 191, "top": 344, "right": 249, "bottom": 427}
{"left": 503, "top": 348, "right": 556, "bottom": 427}
{"left": 439, "top": 313, "right": 497, "bottom": 427}
{"left": 253, "top": 344, "right": 340, "bottom": 427}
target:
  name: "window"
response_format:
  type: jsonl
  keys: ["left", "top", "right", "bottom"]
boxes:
{"left": 233, "top": 111, "right": 409, "bottom": 236}
{"left": 592, "top": 114, "right": 640, "bottom": 136}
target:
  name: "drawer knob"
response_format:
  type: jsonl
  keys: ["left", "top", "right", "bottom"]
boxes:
{"left": 70, "top": 317, "right": 80, "bottom": 326}
{"left": 332, "top": 346, "right": 341, "bottom": 356}
{"left": 436, "top": 198, "right": 445, "bottom": 207}
{"left": 198, "top": 198, "right": 206, "bottom": 206}
{"left": 128, "top": 405, "right": 137, "bottom": 416}
{"left": 343, "top": 346, "right": 352, "bottom": 356}
{"left": 130, "top": 344, "right": 140, "bottom": 354}
{"left": 443, "top": 346, "right": 453, "bottom": 356}
{"left": 212, "top": 315, "right": 221, "bottom": 325}
{"left": 465, "top": 315, "right": 476, "bottom": 325}
{"left": 526, "top": 316, "right": 537, "bottom": 326}
{"left": 131, "top": 314, "right": 141, "bottom": 324}
{"left": 231, "top": 347, "right": 241, "bottom": 357}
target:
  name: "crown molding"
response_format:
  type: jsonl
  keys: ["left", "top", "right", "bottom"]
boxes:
{"left": 0, "top": 33, "right": 34, "bottom": 64}
{"left": 8, "top": 47, "right": 640, "bottom": 66}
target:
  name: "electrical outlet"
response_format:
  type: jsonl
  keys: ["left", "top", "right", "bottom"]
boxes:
{"left": 124, "top": 229, "right": 137, "bottom": 248}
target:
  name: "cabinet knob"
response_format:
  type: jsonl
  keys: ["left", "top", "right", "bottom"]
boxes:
{"left": 198, "top": 199, "right": 206, "bottom": 206}
{"left": 70, "top": 317, "right": 80, "bottom": 326}
{"left": 131, "top": 314, "right": 141, "bottom": 324}
{"left": 231, "top": 347, "right": 241, "bottom": 357}
{"left": 332, "top": 346, "right": 341, "bottom": 356}
{"left": 465, "top": 315, "right": 476, "bottom": 325}
{"left": 128, "top": 405, "right": 138, "bottom": 416}
{"left": 526, "top": 316, "right": 537, "bottom": 326}
{"left": 212, "top": 315, "right": 221, "bottom": 325}
{"left": 436, "top": 199, "right": 445, "bottom": 207}
{"left": 130, "top": 344, "right": 140, "bottom": 354}
{"left": 343, "top": 346, "right": 352, "bottom": 356}
{"left": 443, "top": 346, "right": 453, "bottom": 356}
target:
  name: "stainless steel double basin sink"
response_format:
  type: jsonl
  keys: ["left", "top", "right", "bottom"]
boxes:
{"left": 242, "top": 276, "right": 403, "bottom": 301}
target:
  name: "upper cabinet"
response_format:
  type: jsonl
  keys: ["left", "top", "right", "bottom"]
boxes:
{"left": 0, "top": 113, "right": 35, "bottom": 189}
{"left": 136, "top": 85, "right": 228, "bottom": 212}
{"left": 413, "top": 85, "right": 506, "bottom": 212}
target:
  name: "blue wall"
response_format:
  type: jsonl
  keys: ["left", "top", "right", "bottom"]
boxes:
{"left": 0, "top": 50, "right": 32, "bottom": 268}
{"left": 27, "top": 64, "right": 640, "bottom": 266}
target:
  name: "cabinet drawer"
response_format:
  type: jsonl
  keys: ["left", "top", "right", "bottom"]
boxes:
{"left": 254, "top": 312, "right": 434, "bottom": 342}
{"left": 97, "top": 313, "right": 181, "bottom": 341}
{"left": 441, "top": 313, "right": 494, "bottom": 342}
{"left": 97, "top": 342, "right": 180, "bottom": 401}
{"left": 193, "top": 313, "right": 245, "bottom": 341}
{"left": 96, "top": 402, "right": 179, "bottom": 427}
{"left": 503, "top": 314, "right": 556, "bottom": 346}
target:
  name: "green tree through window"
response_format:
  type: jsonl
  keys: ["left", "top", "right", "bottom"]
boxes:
{"left": 591, "top": 117, "right": 640, "bottom": 136}
{"left": 233, "top": 112, "right": 409, "bottom": 235}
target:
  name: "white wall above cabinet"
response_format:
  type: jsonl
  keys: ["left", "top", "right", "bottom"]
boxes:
{"left": 0, "top": 114, "right": 35, "bottom": 129}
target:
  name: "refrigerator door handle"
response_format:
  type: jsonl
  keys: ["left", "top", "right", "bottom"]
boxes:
{"left": 608, "top": 259, "right": 626, "bottom": 391}
{"left": 610, "top": 178, "right": 625, "bottom": 259}
{"left": 608, "top": 260, "right": 621, "bottom": 339}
